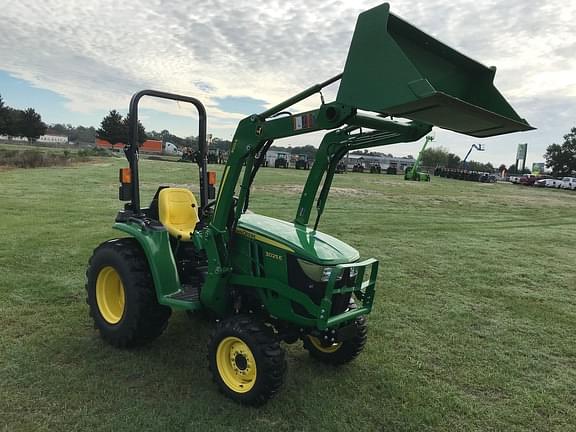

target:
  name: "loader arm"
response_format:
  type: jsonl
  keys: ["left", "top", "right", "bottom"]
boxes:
{"left": 295, "top": 118, "right": 431, "bottom": 228}
{"left": 197, "top": 2, "right": 533, "bottom": 315}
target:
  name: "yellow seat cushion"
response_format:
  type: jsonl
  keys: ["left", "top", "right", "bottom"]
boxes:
{"left": 158, "top": 188, "right": 199, "bottom": 241}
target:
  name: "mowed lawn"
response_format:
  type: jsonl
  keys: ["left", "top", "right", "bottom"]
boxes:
{"left": 1, "top": 157, "right": 575, "bottom": 431}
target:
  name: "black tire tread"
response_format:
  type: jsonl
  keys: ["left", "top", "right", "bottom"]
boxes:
{"left": 85, "top": 238, "right": 171, "bottom": 348}
{"left": 303, "top": 315, "right": 368, "bottom": 365}
{"left": 207, "top": 315, "right": 286, "bottom": 406}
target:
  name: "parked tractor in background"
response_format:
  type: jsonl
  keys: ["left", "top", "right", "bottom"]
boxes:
{"left": 85, "top": 3, "right": 532, "bottom": 407}
{"left": 352, "top": 162, "right": 364, "bottom": 173}
{"left": 179, "top": 146, "right": 196, "bottom": 162}
{"left": 370, "top": 163, "right": 382, "bottom": 174}
{"left": 274, "top": 152, "right": 289, "bottom": 168}
{"left": 207, "top": 149, "right": 220, "bottom": 164}
{"left": 404, "top": 135, "right": 433, "bottom": 182}
{"left": 335, "top": 161, "right": 347, "bottom": 174}
{"left": 295, "top": 154, "right": 310, "bottom": 170}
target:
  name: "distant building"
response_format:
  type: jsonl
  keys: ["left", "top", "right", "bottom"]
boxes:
{"left": 263, "top": 149, "right": 415, "bottom": 171}
{"left": 37, "top": 134, "right": 69, "bottom": 144}
{"left": 344, "top": 153, "right": 415, "bottom": 171}
{"left": 0, "top": 134, "right": 69, "bottom": 144}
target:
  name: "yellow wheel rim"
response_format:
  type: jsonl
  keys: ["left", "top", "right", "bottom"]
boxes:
{"left": 216, "top": 336, "right": 257, "bottom": 393}
{"left": 95, "top": 266, "right": 125, "bottom": 324}
{"left": 309, "top": 336, "right": 342, "bottom": 353}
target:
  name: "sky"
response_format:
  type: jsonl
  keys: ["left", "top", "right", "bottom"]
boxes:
{"left": 0, "top": 0, "right": 575, "bottom": 166}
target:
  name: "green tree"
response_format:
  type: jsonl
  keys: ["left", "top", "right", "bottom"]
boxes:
{"left": 50, "top": 123, "right": 70, "bottom": 135}
{"left": 97, "top": 110, "right": 125, "bottom": 144}
{"left": 123, "top": 113, "right": 146, "bottom": 145}
{"left": 290, "top": 145, "right": 316, "bottom": 159}
{"left": 420, "top": 146, "right": 448, "bottom": 167}
{"left": 4, "top": 108, "right": 24, "bottom": 138}
{"left": 446, "top": 152, "right": 461, "bottom": 168}
{"left": 544, "top": 127, "right": 576, "bottom": 176}
{"left": 0, "top": 94, "right": 8, "bottom": 135}
{"left": 468, "top": 161, "right": 494, "bottom": 172}
{"left": 74, "top": 126, "right": 96, "bottom": 143}
{"left": 508, "top": 163, "right": 531, "bottom": 175}
{"left": 20, "top": 108, "right": 47, "bottom": 142}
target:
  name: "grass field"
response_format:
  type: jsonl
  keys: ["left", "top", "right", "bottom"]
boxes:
{"left": 1, "top": 158, "right": 575, "bottom": 431}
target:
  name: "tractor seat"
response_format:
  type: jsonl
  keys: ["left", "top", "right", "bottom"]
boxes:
{"left": 158, "top": 188, "right": 199, "bottom": 241}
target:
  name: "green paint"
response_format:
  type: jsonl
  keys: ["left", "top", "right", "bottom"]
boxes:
{"left": 337, "top": 3, "right": 534, "bottom": 137}
{"left": 237, "top": 213, "right": 359, "bottom": 265}
{"left": 100, "top": 2, "right": 532, "bottom": 335}
{"left": 113, "top": 222, "right": 201, "bottom": 311}
{"left": 405, "top": 135, "right": 434, "bottom": 182}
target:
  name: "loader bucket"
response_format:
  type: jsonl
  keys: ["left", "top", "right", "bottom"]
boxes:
{"left": 337, "top": 3, "right": 534, "bottom": 137}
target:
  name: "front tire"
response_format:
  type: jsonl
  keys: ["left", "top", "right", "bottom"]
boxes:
{"left": 208, "top": 315, "right": 286, "bottom": 406}
{"left": 303, "top": 315, "right": 368, "bottom": 365}
{"left": 86, "top": 238, "right": 171, "bottom": 348}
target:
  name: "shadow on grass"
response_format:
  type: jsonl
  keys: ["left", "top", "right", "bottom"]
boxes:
{"left": 36, "top": 311, "right": 407, "bottom": 430}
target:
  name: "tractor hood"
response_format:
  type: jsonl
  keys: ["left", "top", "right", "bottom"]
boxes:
{"left": 236, "top": 213, "right": 359, "bottom": 266}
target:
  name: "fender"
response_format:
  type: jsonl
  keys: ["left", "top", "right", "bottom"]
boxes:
{"left": 113, "top": 222, "right": 181, "bottom": 302}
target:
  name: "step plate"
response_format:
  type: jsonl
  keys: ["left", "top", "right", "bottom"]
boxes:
{"left": 169, "top": 285, "right": 200, "bottom": 302}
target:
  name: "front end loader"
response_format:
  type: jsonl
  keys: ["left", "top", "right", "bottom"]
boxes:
{"left": 405, "top": 135, "right": 434, "bottom": 181}
{"left": 85, "top": 3, "right": 533, "bottom": 406}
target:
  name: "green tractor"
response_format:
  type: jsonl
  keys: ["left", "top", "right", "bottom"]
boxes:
{"left": 274, "top": 152, "right": 289, "bottom": 168}
{"left": 404, "top": 135, "right": 434, "bottom": 181}
{"left": 86, "top": 3, "right": 533, "bottom": 406}
{"left": 295, "top": 154, "right": 310, "bottom": 170}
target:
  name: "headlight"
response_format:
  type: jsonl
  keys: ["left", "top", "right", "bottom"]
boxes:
{"left": 321, "top": 267, "right": 341, "bottom": 282}
{"left": 297, "top": 259, "right": 343, "bottom": 283}
{"left": 349, "top": 267, "right": 358, "bottom": 278}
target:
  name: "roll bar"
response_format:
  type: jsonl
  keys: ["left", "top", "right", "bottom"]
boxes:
{"left": 127, "top": 90, "right": 208, "bottom": 214}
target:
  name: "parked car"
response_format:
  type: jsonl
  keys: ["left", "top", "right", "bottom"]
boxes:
{"left": 535, "top": 178, "right": 563, "bottom": 188}
{"left": 479, "top": 172, "right": 497, "bottom": 183}
{"left": 519, "top": 175, "right": 537, "bottom": 186}
{"left": 561, "top": 177, "right": 576, "bottom": 190}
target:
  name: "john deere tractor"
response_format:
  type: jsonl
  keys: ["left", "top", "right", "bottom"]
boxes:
{"left": 295, "top": 154, "right": 311, "bottom": 170}
{"left": 274, "top": 152, "right": 289, "bottom": 168}
{"left": 86, "top": 3, "right": 532, "bottom": 406}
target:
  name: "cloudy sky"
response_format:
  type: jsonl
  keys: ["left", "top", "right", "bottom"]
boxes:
{"left": 1, "top": 0, "right": 575, "bottom": 166}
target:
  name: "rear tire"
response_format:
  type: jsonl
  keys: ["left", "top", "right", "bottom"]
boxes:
{"left": 86, "top": 238, "right": 171, "bottom": 348}
{"left": 208, "top": 315, "right": 286, "bottom": 406}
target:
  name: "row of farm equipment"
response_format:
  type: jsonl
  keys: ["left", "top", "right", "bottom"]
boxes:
{"left": 435, "top": 167, "right": 497, "bottom": 183}
{"left": 190, "top": 149, "right": 413, "bottom": 175}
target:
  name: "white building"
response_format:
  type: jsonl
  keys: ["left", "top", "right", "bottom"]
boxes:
{"left": 0, "top": 134, "right": 68, "bottom": 144}
{"left": 344, "top": 153, "right": 415, "bottom": 170}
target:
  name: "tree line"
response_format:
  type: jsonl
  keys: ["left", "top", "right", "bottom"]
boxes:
{"left": 50, "top": 123, "right": 96, "bottom": 144}
{"left": 544, "top": 127, "right": 576, "bottom": 176}
{"left": 14, "top": 104, "right": 575, "bottom": 176}
{"left": 96, "top": 110, "right": 318, "bottom": 157}
{"left": 417, "top": 146, "right": 497, "bottom": 172}
{"left": 0, "top": 94, "right": 47, "bottom": 142}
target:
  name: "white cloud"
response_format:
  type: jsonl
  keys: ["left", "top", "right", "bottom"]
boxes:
{"left": 0, "top": 0, "right": 575, "bottom": 165}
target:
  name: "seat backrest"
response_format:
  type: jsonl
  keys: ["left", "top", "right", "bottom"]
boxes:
{"left": 158, "top": 188, "right": 199, "bottom": 239}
